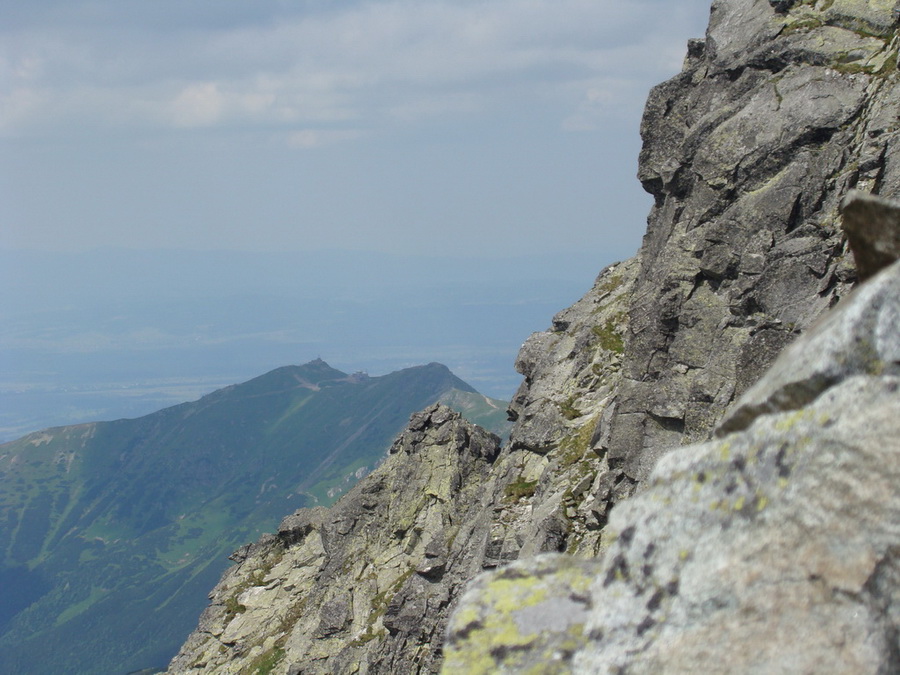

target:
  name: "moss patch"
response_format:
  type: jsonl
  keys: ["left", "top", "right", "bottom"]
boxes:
{"left": 559, "top": 396, "right": 582, "bottom": 420}
{"left": 247, "top": 646, "right": 285, "bottom": 675}
{"left": 592, "top": 321, "right": 625, "bottom": 354}
{"left": 504, "top": 480, "right": 539, "bottom": 502}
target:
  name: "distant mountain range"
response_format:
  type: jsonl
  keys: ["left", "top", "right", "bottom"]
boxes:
{"left": 0, "top": 360, "right": 508, "bottom": 674}
{"left": 0, "top": 247, "right": 612, "bottom": 441}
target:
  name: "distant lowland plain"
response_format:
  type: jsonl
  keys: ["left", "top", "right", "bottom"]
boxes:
{"left": 0, "top": 247, "right": 612, "bottom": 441}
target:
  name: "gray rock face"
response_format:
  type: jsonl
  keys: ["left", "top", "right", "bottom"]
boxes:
{"left": 444, "top": 228, "right": 900, "bottom": 675}
{"left": 719, "top": 247, "right": 900, "bottom": 434}
{"left": 605, "top": 0, "right": 900, "bottom": 489}
{"left": 574, "top": 260, "right": 900, "bottom": 673}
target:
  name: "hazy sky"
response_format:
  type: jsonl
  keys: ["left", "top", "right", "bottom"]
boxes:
{"left": 1, "top": 0, "right": 712, "bottom": 257}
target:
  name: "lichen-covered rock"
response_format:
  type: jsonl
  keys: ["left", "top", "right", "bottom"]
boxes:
{"left": 508, "top": 258, "right": 636, "bottom": 457}
{"left": 166, "top": 405, "right": 501, "bottom": 674}
{"left": 445, "top": 238, "right": 900, "bottom": 675}
{"left": 443, "top": 555, "right": 600, "bottom": 674}
{"left": 575, "top": 260, "right": 900, "bottom": 674}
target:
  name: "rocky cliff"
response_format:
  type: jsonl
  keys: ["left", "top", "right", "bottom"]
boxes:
{"left": 168, "top": 0, "right": 900, "bottom": 672}
{"left": 444, "top": 191, "right": 900, "bottom": 672}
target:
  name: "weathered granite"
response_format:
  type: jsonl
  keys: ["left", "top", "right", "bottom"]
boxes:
{"left": 575, "top": 260, "right": 900, "bottom": 673}
{"left": 719, "top": 248, "right": 900, "bottom": 434}
{"left": 603, "top": 0, "right": 900, "bottom": 488}
{"left": 444, "top": 220, "right": 900, "bottom": 675}
{"left": 167, "top": 405, "right": 502, "bottom": 674}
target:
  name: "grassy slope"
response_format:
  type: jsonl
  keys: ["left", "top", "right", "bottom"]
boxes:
{"left": 0, "top": 360, "right": 491, "bottom": 674}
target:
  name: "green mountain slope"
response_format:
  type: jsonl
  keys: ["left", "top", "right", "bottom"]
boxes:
{"left": 0, "top": 360, "right": 492, "bottom": 674}
{"left": 437, "top": 388, "right": 513, "bottom": 440}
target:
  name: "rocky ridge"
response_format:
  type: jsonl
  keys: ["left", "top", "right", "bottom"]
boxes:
{"left": 167, "top": 406, "right": 501, "bottom": 673}
{"left": 169, "top": 0, "right": 900, "bottom": 672}
{"left": 167, "top": 253, "right": 639, "bottom": 673}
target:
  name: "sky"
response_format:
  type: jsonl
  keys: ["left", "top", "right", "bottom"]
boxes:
{"left": 0, "top": 0, "right": 716, "bottom": 438}
{"left": 0, "top": 0, "right": 713, "bottom": 257}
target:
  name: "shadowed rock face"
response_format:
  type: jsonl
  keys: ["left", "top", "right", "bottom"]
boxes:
{"left": 170, "top": 1, "right": 900, "bottom": 673}
{"left": 841, "top": 190, "right": 900, "bottom": 280}
{"left": 574, "top": 268, "right": 900, "bottom": 673}
{"left": 604, "top": 0, "right": 900, "bottom": 488}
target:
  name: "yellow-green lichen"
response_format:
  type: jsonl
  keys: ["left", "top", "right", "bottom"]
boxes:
{"left": 592, "top": 321, "right": 625, "bottom": 354}
{"left": 504, "top": 479, "right": 539, "bottom": 502}
{"left": 719, "top": 441, "right": 732, "bottom": 461}
{"left": 774, "top": 409, "right": 812, "bottom": 432}
{"left": 444, "top": 562, "right": 594, "bottom": 674}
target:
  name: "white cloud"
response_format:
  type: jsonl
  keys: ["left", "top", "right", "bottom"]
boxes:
{"left": 168, "top": 82, "right": 224, "bottom": 127}
{"left": 0, "top": 0, "right": 711, "bottom": 137}
{"left": 286, "top": 128, "right": 363, "bottom": 149}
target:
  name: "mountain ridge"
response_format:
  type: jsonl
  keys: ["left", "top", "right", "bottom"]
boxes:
{"left": 0, "top": 359, "right": 497, "bottom": 674}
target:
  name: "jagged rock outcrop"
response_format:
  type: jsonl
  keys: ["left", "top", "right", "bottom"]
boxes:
{"left": 167, "top": 405, "right": 501, "bottom": 674}
{"left": 841, "top": 189, "right": 900, "bottom": 280}
{"left": 167, "top": 253, "right": 639, "bottom": 674}
{"left": 504, "top": 0, "right": 900, "bottom": 563}
{"left": 171, "top": 0, "right": 900, "bottom": 672}
{"left": 445, "top": 204, "right": 900, "bottom": 672}
{"left": 603, "top": 0, "right": 900, "bottom": 489}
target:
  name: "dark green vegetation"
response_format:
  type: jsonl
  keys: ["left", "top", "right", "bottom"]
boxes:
{"left": 0, "top": 360, "right": 497, "bottom": 674}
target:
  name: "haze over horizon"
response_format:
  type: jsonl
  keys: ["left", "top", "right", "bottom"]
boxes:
{"left": 1, "top": 0, "right": 713, "bottom": 439}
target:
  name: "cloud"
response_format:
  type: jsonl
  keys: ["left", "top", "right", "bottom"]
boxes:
{"left": 0, "top": 0, "right": 711, "bottom": 139}
{"left": 168, "top": 82, "right": 224, "bottom": 127}
{"left": 286, "top": 128, "right": 363, "bottom": 149}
